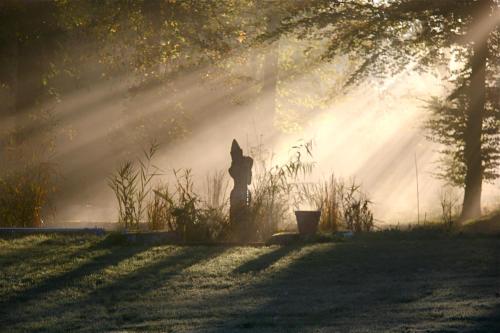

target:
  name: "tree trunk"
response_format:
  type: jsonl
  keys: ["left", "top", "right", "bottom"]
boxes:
{"left": 460, "top": 34, "right": 487, "bottom": 221}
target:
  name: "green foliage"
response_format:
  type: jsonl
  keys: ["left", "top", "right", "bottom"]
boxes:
{"left": 1, "top": 0, "right": 278, "bottom": 180}
{"left": 273, "top": 0, "right": 499, "bottom": 219}
{"left": 276, "top": 1, "right": 499, "bottom": 88}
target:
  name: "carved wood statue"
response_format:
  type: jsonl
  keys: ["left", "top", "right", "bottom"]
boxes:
{"left": 228, "top": 139, "right": 253, "bottom": 231}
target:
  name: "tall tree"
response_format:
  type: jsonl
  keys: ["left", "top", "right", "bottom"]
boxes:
{"left": 274, "top": 0, "right": 500, "bottom": 220}
{"left": 425, "top": 85, "right": 499, "bottom": 198}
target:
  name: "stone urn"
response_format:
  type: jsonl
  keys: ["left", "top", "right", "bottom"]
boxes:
{"left": 295, "top": 210, "right": 321, "bottom": 236}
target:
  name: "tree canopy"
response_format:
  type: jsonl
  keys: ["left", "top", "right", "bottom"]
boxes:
{"left": 0, "top": 0, "right": 498, "bottom": 222}
{"left": 271, "top": 0, "right": 499, "bottom": 220}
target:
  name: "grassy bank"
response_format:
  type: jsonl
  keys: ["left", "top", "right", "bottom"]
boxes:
{"left": 0, "top": 232, "right": 499, "bottom": 332}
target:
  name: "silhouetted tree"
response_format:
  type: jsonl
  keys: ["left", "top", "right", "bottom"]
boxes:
{"left": 425, "top": 87, "right": 499, "bottom": 188}
{"left": 273, "top": 0, "right": 500, "bottom": 220}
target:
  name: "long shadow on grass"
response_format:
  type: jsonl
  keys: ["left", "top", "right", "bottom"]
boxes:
{"left": 0, "top": 235, "right": 99, "bottom": 271}
{"left": 233, "top": 245, "right": 302, "bottom": 274}
{"left": 0, "top": 236, "right": 103, "bottom": 302}
{"left": 195, "top": 239, "right": 500, "bottom": 332}
{"left": 6, "top": 245, "right": 227, "bottom": 332}
{"left": 0, "top": 235, "right": 65, "bottom": 267}
{"left": 0, "top": 238, "right": 153, "bottom": 321}
{"left": 460, "top": 303, "right": 500, "bottom": 333}
{"left": 447, "top": 238, "right": 500, "bottom": 333}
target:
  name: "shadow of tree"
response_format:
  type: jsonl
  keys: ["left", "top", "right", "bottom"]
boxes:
{"left": 0, "top": 235, "right": 101, "bottom": 274}
{"left": 233, "top": 245, "right": 302, "bottom": 274}
{"left": 2, "top": 238, "right": 498, "bottom": 332}
{"left": 0, "top": 235, "right": 81, "bottom": 261}
{"left": 451, "top": 239, "right": 500, "bottom": 333}
{"left": 0, "top": 238, "right": 152, "bottom": 319}
{"left": 195, "top": 239, "right": 500, "bottom": 332}
{"left": 465, "top": 302, "right": 500, "bottom": 332}
{"left": 4, "top": 245, "right": 227, "bottom": 332}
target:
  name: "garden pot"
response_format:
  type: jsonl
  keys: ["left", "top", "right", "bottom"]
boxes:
{"left": 295, "top": 210, "right": 321, "bottom": 236}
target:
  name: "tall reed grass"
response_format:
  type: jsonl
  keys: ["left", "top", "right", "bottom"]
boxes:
{"left": 108, "top": 142, "right": 160, "bottom": 230}
{"left": 109, "top": 140, "right": 374, "bottom": 241}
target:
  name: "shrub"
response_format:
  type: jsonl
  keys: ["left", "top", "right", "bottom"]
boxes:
{"left": 249, "top": 165, "right": 290, "bottom": 240}
{"left": 299, "top": 174, "right": 342, "bottom": 232}
{"left": 147, "top": 183, "right": 175, "bottom": 231}
{"left": 247, "top": 141, "right": 375, "bottom": 238}
{"left": 109, "top": 140, "right": 375, "bottom": 241}
{"left": 173, "top": 169, "right": 230, "bottom": 241}
{"left": 0, "top": 162, "right": 56, "bottom": 227}
{"left": 439, "top": 185, "right": 461, "bottom": 227}
{"left": 144, "top": 169, "right": 230, "bottom": 241}
{"left": 341, "top": 181, "right": 374, "bottom": 232}
{"left": 343, "top": 195, "right": 374, "bottom": 233}
{"left": 247, "top": 141, "right": 314, "bottom": 241}
{"left": 298, "top": 175, "right": 374, "bottom": 233}
{"left": 201, "top": 171, "right": 230, "bottom": 240}
{"left": 170, "top": 169, "right": 202, "bottom": 240}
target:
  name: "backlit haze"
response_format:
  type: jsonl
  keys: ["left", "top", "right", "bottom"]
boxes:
{"left": 2, "top": 22, "right": 499, "bottom": 227}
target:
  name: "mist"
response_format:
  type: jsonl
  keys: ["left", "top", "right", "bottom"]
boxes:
{"left": 1, "top": 1, "right": 498, "bottom": 228}
{"left": 28, "top": 52, "right": 498, "bottom": 226}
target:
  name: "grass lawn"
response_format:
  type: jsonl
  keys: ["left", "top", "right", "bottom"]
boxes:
{"left": 0, "top": 232, "right": 499, "bottom": 332}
